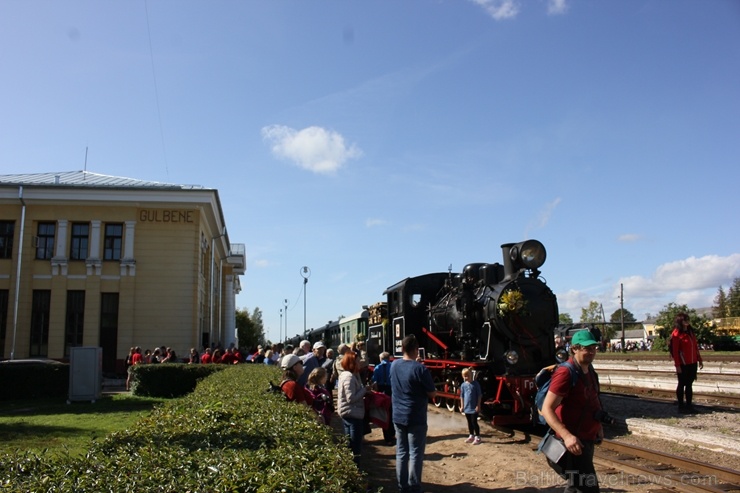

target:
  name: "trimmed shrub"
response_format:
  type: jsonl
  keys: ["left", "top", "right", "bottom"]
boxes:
{"left": 130, "top": 363, "right": 226, "bottom": 397}
{"left": 0, "top": 364, "right": 366, "bottom": 492}
{"left": 0, "top": 361, "right": 69, "bottom": 400}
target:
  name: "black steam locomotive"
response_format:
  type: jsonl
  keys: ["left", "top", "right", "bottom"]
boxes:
{"left": 366, "top": 240, "right": 563, "bottom": 426}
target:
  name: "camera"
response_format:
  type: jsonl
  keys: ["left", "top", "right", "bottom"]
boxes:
{"left": 593, "top": 410, "right": 616, "bottom": 425}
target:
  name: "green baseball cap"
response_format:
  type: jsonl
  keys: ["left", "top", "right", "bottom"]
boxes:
{"left": 571, "top": 330, "right": 599, "bottom": 347}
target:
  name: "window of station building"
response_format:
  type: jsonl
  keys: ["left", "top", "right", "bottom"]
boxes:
{"left": 70, "top": 222, "right": 90, "bottom": 260}
{"left": 0, "top": 221, "right": 14, "bottom": 259}
{"left": 30, "top": 290, "right": 51, "bottom": 357}
{"left": 103, "top": 223, "right": 123, "bottom": 260}
{"left": 35, "top": 222, "right": 55, "bottom": 260}
{"left": 65, "top": 290, "right": 85, "bottom": 356}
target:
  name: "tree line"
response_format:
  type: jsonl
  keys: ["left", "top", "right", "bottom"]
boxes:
{"left": 712, "top": 277, "right": 740, "bottom": 318}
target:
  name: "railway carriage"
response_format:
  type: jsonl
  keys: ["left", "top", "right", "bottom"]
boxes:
{"left": 339, "top": 309, "right": 370, "bottom": 346}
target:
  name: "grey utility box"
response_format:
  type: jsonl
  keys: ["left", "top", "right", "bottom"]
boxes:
{"left": 68, "top": 346, "right": 103, "bottom": 403}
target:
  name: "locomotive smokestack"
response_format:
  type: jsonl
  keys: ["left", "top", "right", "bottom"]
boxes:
{"left": 501, "top": 243, "right": 515, "bottom": 280}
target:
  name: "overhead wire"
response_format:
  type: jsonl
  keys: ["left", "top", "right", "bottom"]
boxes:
{"left": 143, "top": 0, "right": 169, "bottom": 179}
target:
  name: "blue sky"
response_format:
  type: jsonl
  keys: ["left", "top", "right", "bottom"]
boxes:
{"left": 2, "top": 0, "right": 739, "bottom": 343}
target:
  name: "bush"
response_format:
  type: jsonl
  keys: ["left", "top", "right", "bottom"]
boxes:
{"left": 130, "top": 363, "right": 226, "bottom": 397}
{"left": 712, "top": 336, "right": 740, "bottom": 351}
{"left": 0, "top": 361, "right": 69, "bottom": 400}
{"left": 0, "top": 364, "right": 365, "bottom": 492}
{"left": 650, "top": 337, "right": 668, "bottom": 352}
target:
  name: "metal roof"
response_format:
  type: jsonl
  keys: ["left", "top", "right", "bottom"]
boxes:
{"left": 0, "top": 170, "right": 205, "bottom": 190}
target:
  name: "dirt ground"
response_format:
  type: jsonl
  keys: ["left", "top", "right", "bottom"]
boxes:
{"left": 356, "top": 405, "right": 678, "bottom": 493}
{"left": 358, "top": 406, "right": 582, "bottom": 493}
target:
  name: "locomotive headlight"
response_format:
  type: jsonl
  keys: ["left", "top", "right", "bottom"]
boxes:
{"left": 504, "top": 350, "right": 519, "bottom": 365}
{"left": 555, "top": 348, "right": 569, "bottom": 363}
{"left": 518, "top": 240, "right": 546, "bottom": 270}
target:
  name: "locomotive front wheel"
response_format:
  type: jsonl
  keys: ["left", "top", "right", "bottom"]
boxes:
{"left": 445, "top": 384, "right": 459, "bottom": 412}
{"left": 432, "top": 378, "right": 443, "bottom": 407}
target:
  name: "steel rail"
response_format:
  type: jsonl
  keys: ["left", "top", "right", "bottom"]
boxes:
{"left": 596, "top": 439, "right": 740, "bottom": 493}
{"left": 601, "top": 385, "right": 740, "bottom": 409}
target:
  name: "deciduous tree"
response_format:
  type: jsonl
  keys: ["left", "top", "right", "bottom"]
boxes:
{"left": 559, "top": 313, "right": 573, "bottom": 324}
{"left": 654, "top": 303, "right": 713, "bottom": 345}
{"left": 579, "top": 301, "right": 602, "bottom": 323}
{"left": 236, "top": 307, "right": 266, "bottom": 350}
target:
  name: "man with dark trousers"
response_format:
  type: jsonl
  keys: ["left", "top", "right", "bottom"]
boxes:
{"left": 390, "top": 335, "right": 437, "bottom": 493}
{"left": 541, "top": 330, "right": 605, "bottom": 493}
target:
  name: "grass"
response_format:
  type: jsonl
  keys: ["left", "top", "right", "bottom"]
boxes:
{"left": 0, "top": 392, "right": 166, "bottom": 457}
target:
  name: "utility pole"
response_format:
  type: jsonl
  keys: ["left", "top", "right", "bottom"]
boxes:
{"left": 620, "top": 283, "right": 625, "bottom": 352}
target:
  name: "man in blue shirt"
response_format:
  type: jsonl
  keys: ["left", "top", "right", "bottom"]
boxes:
{"left": 390, "top": 335, "right": 437, "bottom": 493}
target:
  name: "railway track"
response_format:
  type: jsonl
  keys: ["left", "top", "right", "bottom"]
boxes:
{"left": 601, "top": 384, "right": 740, "bottom": 410}
{"left": 595, "top": 439, "right": 740, "bottom": 493}
{"left": 500, "top": 424, "right": 740, "bottom": 493}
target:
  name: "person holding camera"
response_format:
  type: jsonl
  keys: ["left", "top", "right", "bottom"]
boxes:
{"left": 541, "top": 330, "right": 606, "bottom": 493}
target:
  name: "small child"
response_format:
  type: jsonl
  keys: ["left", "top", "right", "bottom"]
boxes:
{"left": 305, "top": 367, "right": 334, "bottom": 425}
{"left": 460, "top": 367, "right": 482, "bottom": 445}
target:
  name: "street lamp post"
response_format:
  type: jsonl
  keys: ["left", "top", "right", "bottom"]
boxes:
{"left": 301, "top": 266, "right": 311, "bottom": 336}
{"left": 284, "top": 299, "right": 288, "bottom": 342}
{"left": 620, "top": 283, "right": 625, "bottom": 353}
{"left": 279, "top": 308, "right": 283, "bottom": 343}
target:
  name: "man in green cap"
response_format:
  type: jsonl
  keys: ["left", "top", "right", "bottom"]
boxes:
{"left": 541, "top": 330, "right": 605, "bottom": 493}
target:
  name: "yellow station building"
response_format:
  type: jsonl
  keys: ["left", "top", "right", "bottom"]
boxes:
{"left": 0, "top": 171, "right": 246, "bottom": 375}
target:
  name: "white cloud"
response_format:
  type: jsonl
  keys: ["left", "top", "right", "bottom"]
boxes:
{"left": 403, "top": 223, "right": 426, "bottom": 232}
{"left": 366, "top": 218, "right": 387, "bottom": 228}
{"left": 650, "top": 254, "right": 740, "bottom": 291}
{"left": 557, "top": 253, "right": 740, "bottom": 321}
{"left": 537, "top": 197, "right": 561, "bottom": 229}
{"left": 253, "top": 259, "right": 271, "bottom": 268}
{"left": 261, "top": 125, "right": 362, "bottom": 175}
{"left": 547, "top": 0, "right": 568, "bottom": 15}
{"left": 525, "top": 197, "right": 561, "bottom": 237}
{"left": 558, "top": 289, "right": 593, "bottom": 318}
{"left": 618, "top": 233, "right": 641, "bottom": 242}
{"left": 471, "top": 0, "right": 520, "bottom": 20}
{"left": 471, "top": 0, "right": 569, "bottom": 20}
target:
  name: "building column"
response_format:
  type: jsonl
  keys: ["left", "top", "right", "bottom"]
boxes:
{"left": 51, "top": 219, "right": 68, "bottom": 276}
{"left": 223, "top": 274, "right": 236, "bottom": 348}
{"left": 120, "top": 220, "right": 136, "bottom": 276}
{"left": 86, "top": 220, "right": 102, "bottom": 276}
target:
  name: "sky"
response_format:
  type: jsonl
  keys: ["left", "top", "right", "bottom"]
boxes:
{"left": 2, "top": 0, "right": 739, "bottom": 344}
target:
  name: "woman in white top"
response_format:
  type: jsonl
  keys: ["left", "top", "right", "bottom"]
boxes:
{"left": 337, "top": 351, "right": 368, "bottom": 466}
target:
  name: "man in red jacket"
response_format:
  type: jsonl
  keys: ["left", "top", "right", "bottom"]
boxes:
{"left": 670, "top": 312, "right": 703, "bottom": 413}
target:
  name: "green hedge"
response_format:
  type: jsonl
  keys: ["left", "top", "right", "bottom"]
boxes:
{"left": 0, "top": 364, "right": 365, "bottom": 492}
{"left": 129, "top": 362, "right": 227, "bottom": 397}
{"left": 0, "top": 361, "right": 69, "bottom": 400}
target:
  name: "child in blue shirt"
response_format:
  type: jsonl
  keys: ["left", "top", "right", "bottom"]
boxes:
{"left": 459, "top": 367, "right": 482, "bottom": 444}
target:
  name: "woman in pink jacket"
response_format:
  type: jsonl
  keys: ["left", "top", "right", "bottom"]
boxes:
{"left": 670, "top": 312, "right": 703, "bottom": 413}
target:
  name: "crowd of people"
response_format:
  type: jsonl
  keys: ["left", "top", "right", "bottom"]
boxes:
{"left": 125, "top": 332, "right": 621, "bottom": 493}
{"left": 275, "top": 336, "right": 435, "bottom": 493}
